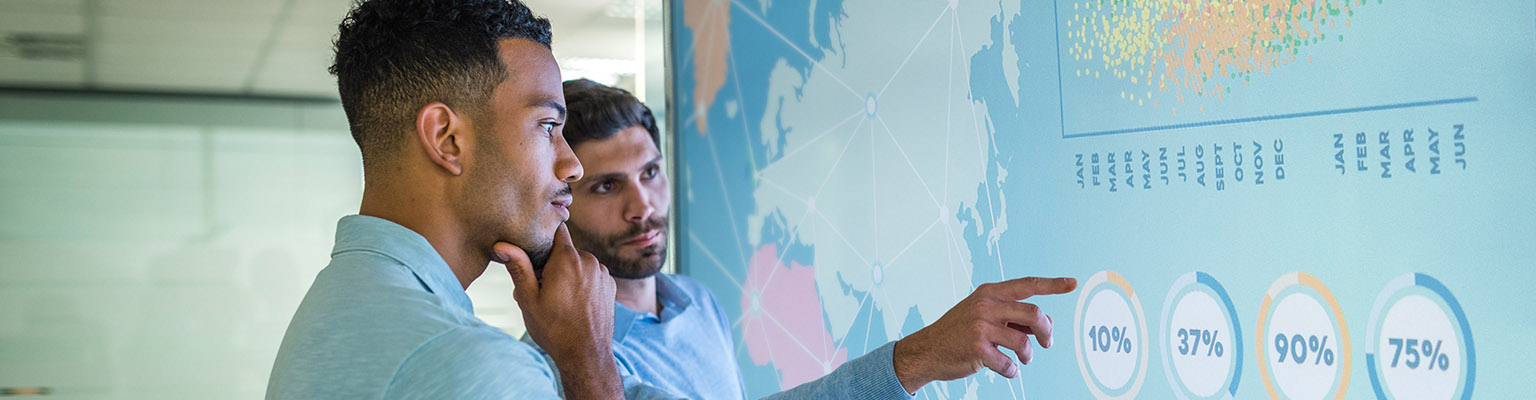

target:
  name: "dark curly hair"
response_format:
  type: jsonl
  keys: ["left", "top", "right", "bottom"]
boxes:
{"left": 561, "top": 79, "right": 659, "bottom": 150}
{"left": 330, "top": 0, "right": 552, "bottom": 168}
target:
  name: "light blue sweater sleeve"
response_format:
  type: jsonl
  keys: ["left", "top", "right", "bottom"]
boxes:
{"left": 760, "top": 341, "right": 915, "bottom": 400}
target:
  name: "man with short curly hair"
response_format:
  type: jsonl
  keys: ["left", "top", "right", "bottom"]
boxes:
{"left": 267, "top": 1, "right": 677, "bottom": 399}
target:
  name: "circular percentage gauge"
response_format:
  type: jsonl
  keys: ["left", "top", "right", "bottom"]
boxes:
{"left": 1366, "top": 273, "right": 1475, "bottom": 400}
{"left": 1256, "top": 272, "right": 1351, "bottom": 400}
{"left": 1074, "top": 270, "right": 1148, "bottom": 400}
{"left": 1160, "top": 272, "right": 1243, "bottom": 400}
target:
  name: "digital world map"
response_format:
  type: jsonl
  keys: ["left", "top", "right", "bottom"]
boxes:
{"left": 669, "top": 1, "right": 1535, "bottom": 399}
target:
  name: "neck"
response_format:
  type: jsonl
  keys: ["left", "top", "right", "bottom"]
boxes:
{"left": 614, "top": 275, "right": 659, "bottom": 315}
{"left": 359, "top": 177, "right": 487, "bottom": 290}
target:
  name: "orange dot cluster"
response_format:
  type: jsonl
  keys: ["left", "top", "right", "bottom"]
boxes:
{"left": 1066, "top": 0, "right": 1374, "bottom": 114}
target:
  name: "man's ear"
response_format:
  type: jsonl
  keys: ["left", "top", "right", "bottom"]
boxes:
{"left": 415, "top": 102, "right": 465, "bottom": 176}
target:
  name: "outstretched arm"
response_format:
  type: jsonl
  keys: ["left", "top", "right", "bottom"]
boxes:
{"left": 892, "top": 277, "right": 1077, "bottom": 392}
{"left": 762, "top": 276, "right": 1078, "bottom": 399}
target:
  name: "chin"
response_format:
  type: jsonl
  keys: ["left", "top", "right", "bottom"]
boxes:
{"left": 610, "top": 268, "right": 662, "bottom": 280}
{"left": 507, "top": 229, "right": 554, "bottom": 261}
{"left": 610, "top": 255, "right": 665, "bottom": 280}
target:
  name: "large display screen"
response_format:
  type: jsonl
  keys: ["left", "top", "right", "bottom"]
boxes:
{"left": 669, "top": 1, "right": 1535, "bottom": 398}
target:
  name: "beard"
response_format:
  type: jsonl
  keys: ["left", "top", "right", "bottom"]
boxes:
{"left": 525, "top": 185, "right": 571, "bottom": 273}
{"left": 570, "top": 215, "right": 668, "bottom": 280}
{"left": 525, "top": 238, "right": 554, "bottom": 272}
{"left": 462, "top": 133, "right": 569, "bottom": 274}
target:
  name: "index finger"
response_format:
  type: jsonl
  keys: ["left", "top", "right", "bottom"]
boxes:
{"left": 552, "top": 222, "right": 577, "bottom": 254}
{"left": 493, "top": 241, "right": 538, "bottom": 303}
{"left": 987, "top": 277, "right": 1078, "bottom": 301}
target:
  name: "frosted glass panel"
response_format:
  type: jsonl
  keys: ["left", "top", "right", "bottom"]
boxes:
{"left": 0, "top": 93, "right": 360, "bottom": 399}
{"left": 0, "top": 88, "right": 546, "bottom": 398}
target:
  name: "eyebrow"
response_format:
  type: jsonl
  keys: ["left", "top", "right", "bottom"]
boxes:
{"left": 584, "top": 155, "right": 664, "bottom": 185}
{"left": 530, "top": 98, "right": 567, "bottom": 120}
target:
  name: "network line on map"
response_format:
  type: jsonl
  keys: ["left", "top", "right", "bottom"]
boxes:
{"left": 686, "top": 1, "right": 1025, "bottom": 398}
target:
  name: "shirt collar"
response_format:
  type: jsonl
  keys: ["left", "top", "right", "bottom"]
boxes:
{"left": 331, "top": 215, "right": 475, "bottom": 314}
{"left": 612, "top": 273, "right": 696, "bottom": 342}
{"left": 654, "top": 273, "right": 695, "bottom": 320}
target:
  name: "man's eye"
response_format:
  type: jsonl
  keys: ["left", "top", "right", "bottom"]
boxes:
{"left": 594, "top": 182, "right": 613, "bottom": 193}
{"left": 539, "top": 122, "right": 558, "bottom": 136}
{"left": 643, "top": 166, "right": 659, "bottom": 178}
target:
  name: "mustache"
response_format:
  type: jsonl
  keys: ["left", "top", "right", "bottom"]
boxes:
{"left": 614, "top": 215, "right": 668, "bottom": 245}
{"left": 551, "top": 185, "right": 572, "bottom": 200}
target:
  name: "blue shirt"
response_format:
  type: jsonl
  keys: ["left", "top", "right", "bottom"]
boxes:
{"left": 267, "top": 215, "right": 677, "bottom": 399}
{"left": 526, "top": 273, "right": 914, "bottom": 400}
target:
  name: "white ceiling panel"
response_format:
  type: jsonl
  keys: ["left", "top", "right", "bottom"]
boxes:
{"left": 285, "top": 0, "right": 350, "bottom": 27}
{"left": 96, "top": 16, "right": 270, "bottom": 47}
{"left": 248, "top": 46, "right": 335, "bottom": 96}
{"left": 1, "top": 0, "right": 650, "bottom": 99}
{"left": 531, "top": 0, "right": 610, "bottom": 22}
{"left": 96, "top": 0, "right": 285, "bottom": 22}
{"left": 272, "top": 24, "right": 335, "bottom": 51}
{"left": 93, "top": 42, "right": 260, "bottom": 69}
{"left": 94, "top": 43, "right": 258, "bottom": 90}
{"left": 554, "top": 24, "right": 637, "bottom": 60}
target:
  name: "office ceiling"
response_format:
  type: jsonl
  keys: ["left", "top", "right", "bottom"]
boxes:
{"left": 0, "top": 0, "right": 656, "bottom": 99}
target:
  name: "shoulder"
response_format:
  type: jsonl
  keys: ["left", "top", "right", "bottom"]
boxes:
{"left": 660, "top": 274, "right": 735, "bottom": 335}
{"left": 268, "top": 254, "right": 466, "bottom": 398}
{"left": 662, "top": 273, "right": 719, "bottom": 302}
{"left": 284, "top": 252, "right": 459, "bottom": 341}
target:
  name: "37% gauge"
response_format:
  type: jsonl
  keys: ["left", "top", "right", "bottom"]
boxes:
{"left": 1176, "top": 328, "right": 1223, "bottom": 357}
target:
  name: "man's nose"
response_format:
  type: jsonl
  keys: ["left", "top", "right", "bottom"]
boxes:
{"left": 625, "top": 185, "right": 654, "bottom": 223}
{"left": 554, "top": 133, "right": 583, "bottom": 182}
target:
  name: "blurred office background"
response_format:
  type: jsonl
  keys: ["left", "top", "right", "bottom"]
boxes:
{"left": 0, "top": 0, "right": 667, "bottom": 398}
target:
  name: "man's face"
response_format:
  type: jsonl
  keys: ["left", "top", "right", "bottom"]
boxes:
{"left": 565, "top": 126, "right": 669, "bottom": 279}
{"left": 458, "top": 38, "right": 582, "bottom": 270}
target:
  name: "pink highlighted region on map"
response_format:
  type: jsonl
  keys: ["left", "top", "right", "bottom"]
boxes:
{"left": 741, "top": 243, "right": 848, "bottom": 389}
